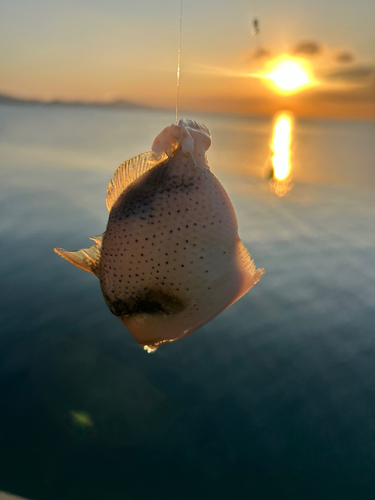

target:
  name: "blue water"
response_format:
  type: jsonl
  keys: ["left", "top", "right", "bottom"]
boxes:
{"left": 1, "top": 104, "right": 375, "bottom": 499}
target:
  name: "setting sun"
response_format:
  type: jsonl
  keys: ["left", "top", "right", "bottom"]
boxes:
{"left": 264, "top": 58, "right": 313, "bottom": 94}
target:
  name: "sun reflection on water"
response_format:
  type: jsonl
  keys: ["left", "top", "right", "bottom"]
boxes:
{"left": 269, "top": 112, "right": 294, "bottom": 197}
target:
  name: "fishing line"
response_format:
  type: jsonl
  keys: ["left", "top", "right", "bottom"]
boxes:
{"left": 175, "top": 0, "right": 183, "bottom": 124}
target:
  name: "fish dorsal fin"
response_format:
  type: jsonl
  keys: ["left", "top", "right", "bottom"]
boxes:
{"left": 106, "top": 151, "right": 166, "bottom": 212}
{"left": 54, "top": 242, "right": 102, "bottom": 276}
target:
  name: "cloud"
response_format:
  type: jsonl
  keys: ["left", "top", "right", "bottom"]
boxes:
{"left": 302, "top": 76, "right": 375, "bottom": 104}
{"left": 253, "top": 47, "right": 271, "bottom": 60}
{"left": 234, "top": 47, "right": 272, "bottom": 70}
{"left": 324, "top": 65, "right": 374, "bottom": 83}
{"left": 292, "top": 41, "right": 322, "bottom": 57}
{"left": 336, "top": 51, "right": 354, "bottom": 64}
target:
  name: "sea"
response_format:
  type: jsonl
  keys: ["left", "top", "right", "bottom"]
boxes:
{"left": 0, "top": 104, "right": 375, "bottom": 500}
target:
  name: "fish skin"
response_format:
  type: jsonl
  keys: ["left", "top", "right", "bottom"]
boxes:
{"left": 55, "top": 120, "right": 264, "bottom": 350}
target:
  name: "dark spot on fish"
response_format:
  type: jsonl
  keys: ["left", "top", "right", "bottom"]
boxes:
{"left": 104, "top": 288, "right": 185, "bottom": 318}
{"left": 109, "top": 159, "right": 170, "bottom": 220}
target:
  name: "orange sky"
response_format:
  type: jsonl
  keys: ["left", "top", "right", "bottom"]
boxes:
{"left": 1, "top": 0, "right": 375, "bottom": 120}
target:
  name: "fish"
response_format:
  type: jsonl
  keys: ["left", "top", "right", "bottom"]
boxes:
{"left": 54, "top": 120, "right": 264, "bottom": 352}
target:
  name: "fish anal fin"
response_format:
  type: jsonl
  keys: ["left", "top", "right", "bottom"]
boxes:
{"left": 54, "top": 243, "right": 101, "bottom": 276}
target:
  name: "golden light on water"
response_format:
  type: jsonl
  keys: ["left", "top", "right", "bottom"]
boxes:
{"left": 272, "top": 113, "right": 292, "bottom": 180}
{"left": 269, "top": 112, "right": 294, "bottom": 197}
{"left": 263, "top": 57, "right": 313, "bottom": 94}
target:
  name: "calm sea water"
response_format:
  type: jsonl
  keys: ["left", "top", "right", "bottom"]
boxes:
{"left": 1, "top": 104, "right": 375, "bottom": 500}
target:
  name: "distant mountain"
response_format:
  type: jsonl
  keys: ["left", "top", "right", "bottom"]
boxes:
{"left": 0, "top": 93, "right": 152, "bottom": 110}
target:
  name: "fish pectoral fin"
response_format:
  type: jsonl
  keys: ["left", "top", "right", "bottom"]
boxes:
{"left": 54, "top": 242, "right": 101, "bottom": 275}
{"left": 106, "top": 151, "right": 167, "bottom": 212}
{"left": 238, "top": 240, "right": 265, "bottom": 287}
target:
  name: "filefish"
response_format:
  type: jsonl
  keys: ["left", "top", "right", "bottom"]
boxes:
{"left": 55, "top": 120, "right": 264, "bottom": 351}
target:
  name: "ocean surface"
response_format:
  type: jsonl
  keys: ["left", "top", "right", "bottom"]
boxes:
{"left": 1, "top": 104, "right": 375, "bottom": 500}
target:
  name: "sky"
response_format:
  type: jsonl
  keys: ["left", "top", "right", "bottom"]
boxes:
{"left": 1, "top": 0, "right": 375, "bottom": 119}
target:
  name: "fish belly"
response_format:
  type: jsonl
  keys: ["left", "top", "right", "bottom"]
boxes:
{"left": 99, "top": 150, "right": 257, "bottom": 347}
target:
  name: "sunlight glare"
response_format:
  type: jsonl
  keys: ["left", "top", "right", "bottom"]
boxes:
{"left": 265, "top": 58, "right": 312, "bottom": 93}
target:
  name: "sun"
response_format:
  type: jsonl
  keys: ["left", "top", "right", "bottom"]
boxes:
{"left": 263, "top": 57, "right": 313, "bottom": 94}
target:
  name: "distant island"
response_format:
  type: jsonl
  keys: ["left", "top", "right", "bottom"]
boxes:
{"left": 0, "top": 93, "right": 154, "bottom": 111}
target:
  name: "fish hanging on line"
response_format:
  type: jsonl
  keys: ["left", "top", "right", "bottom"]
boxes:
{"left": 54, "top": 120, "right": 264, "bottom": 352}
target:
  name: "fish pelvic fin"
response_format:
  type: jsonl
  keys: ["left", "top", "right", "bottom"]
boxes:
{"left": 54, "top": 240, "right": 102, "bottom": 276}
{"left": 106, "top": 151, "right": 166, "bottom": 212}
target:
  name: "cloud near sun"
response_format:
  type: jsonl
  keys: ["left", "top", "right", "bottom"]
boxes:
{"left": 231, "top": 40, "right": 375, "bottom": 94}
{"left": 189, "top": 40, "right": 375, "bottom": 119}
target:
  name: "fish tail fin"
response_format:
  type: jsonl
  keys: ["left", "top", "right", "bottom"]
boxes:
{"left": 54, "top": 239, "right": 102, "bottom": 276}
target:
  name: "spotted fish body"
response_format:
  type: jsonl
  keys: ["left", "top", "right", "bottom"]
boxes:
{"left": 55, "top": 120, "right": 264, "bottom": 351}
